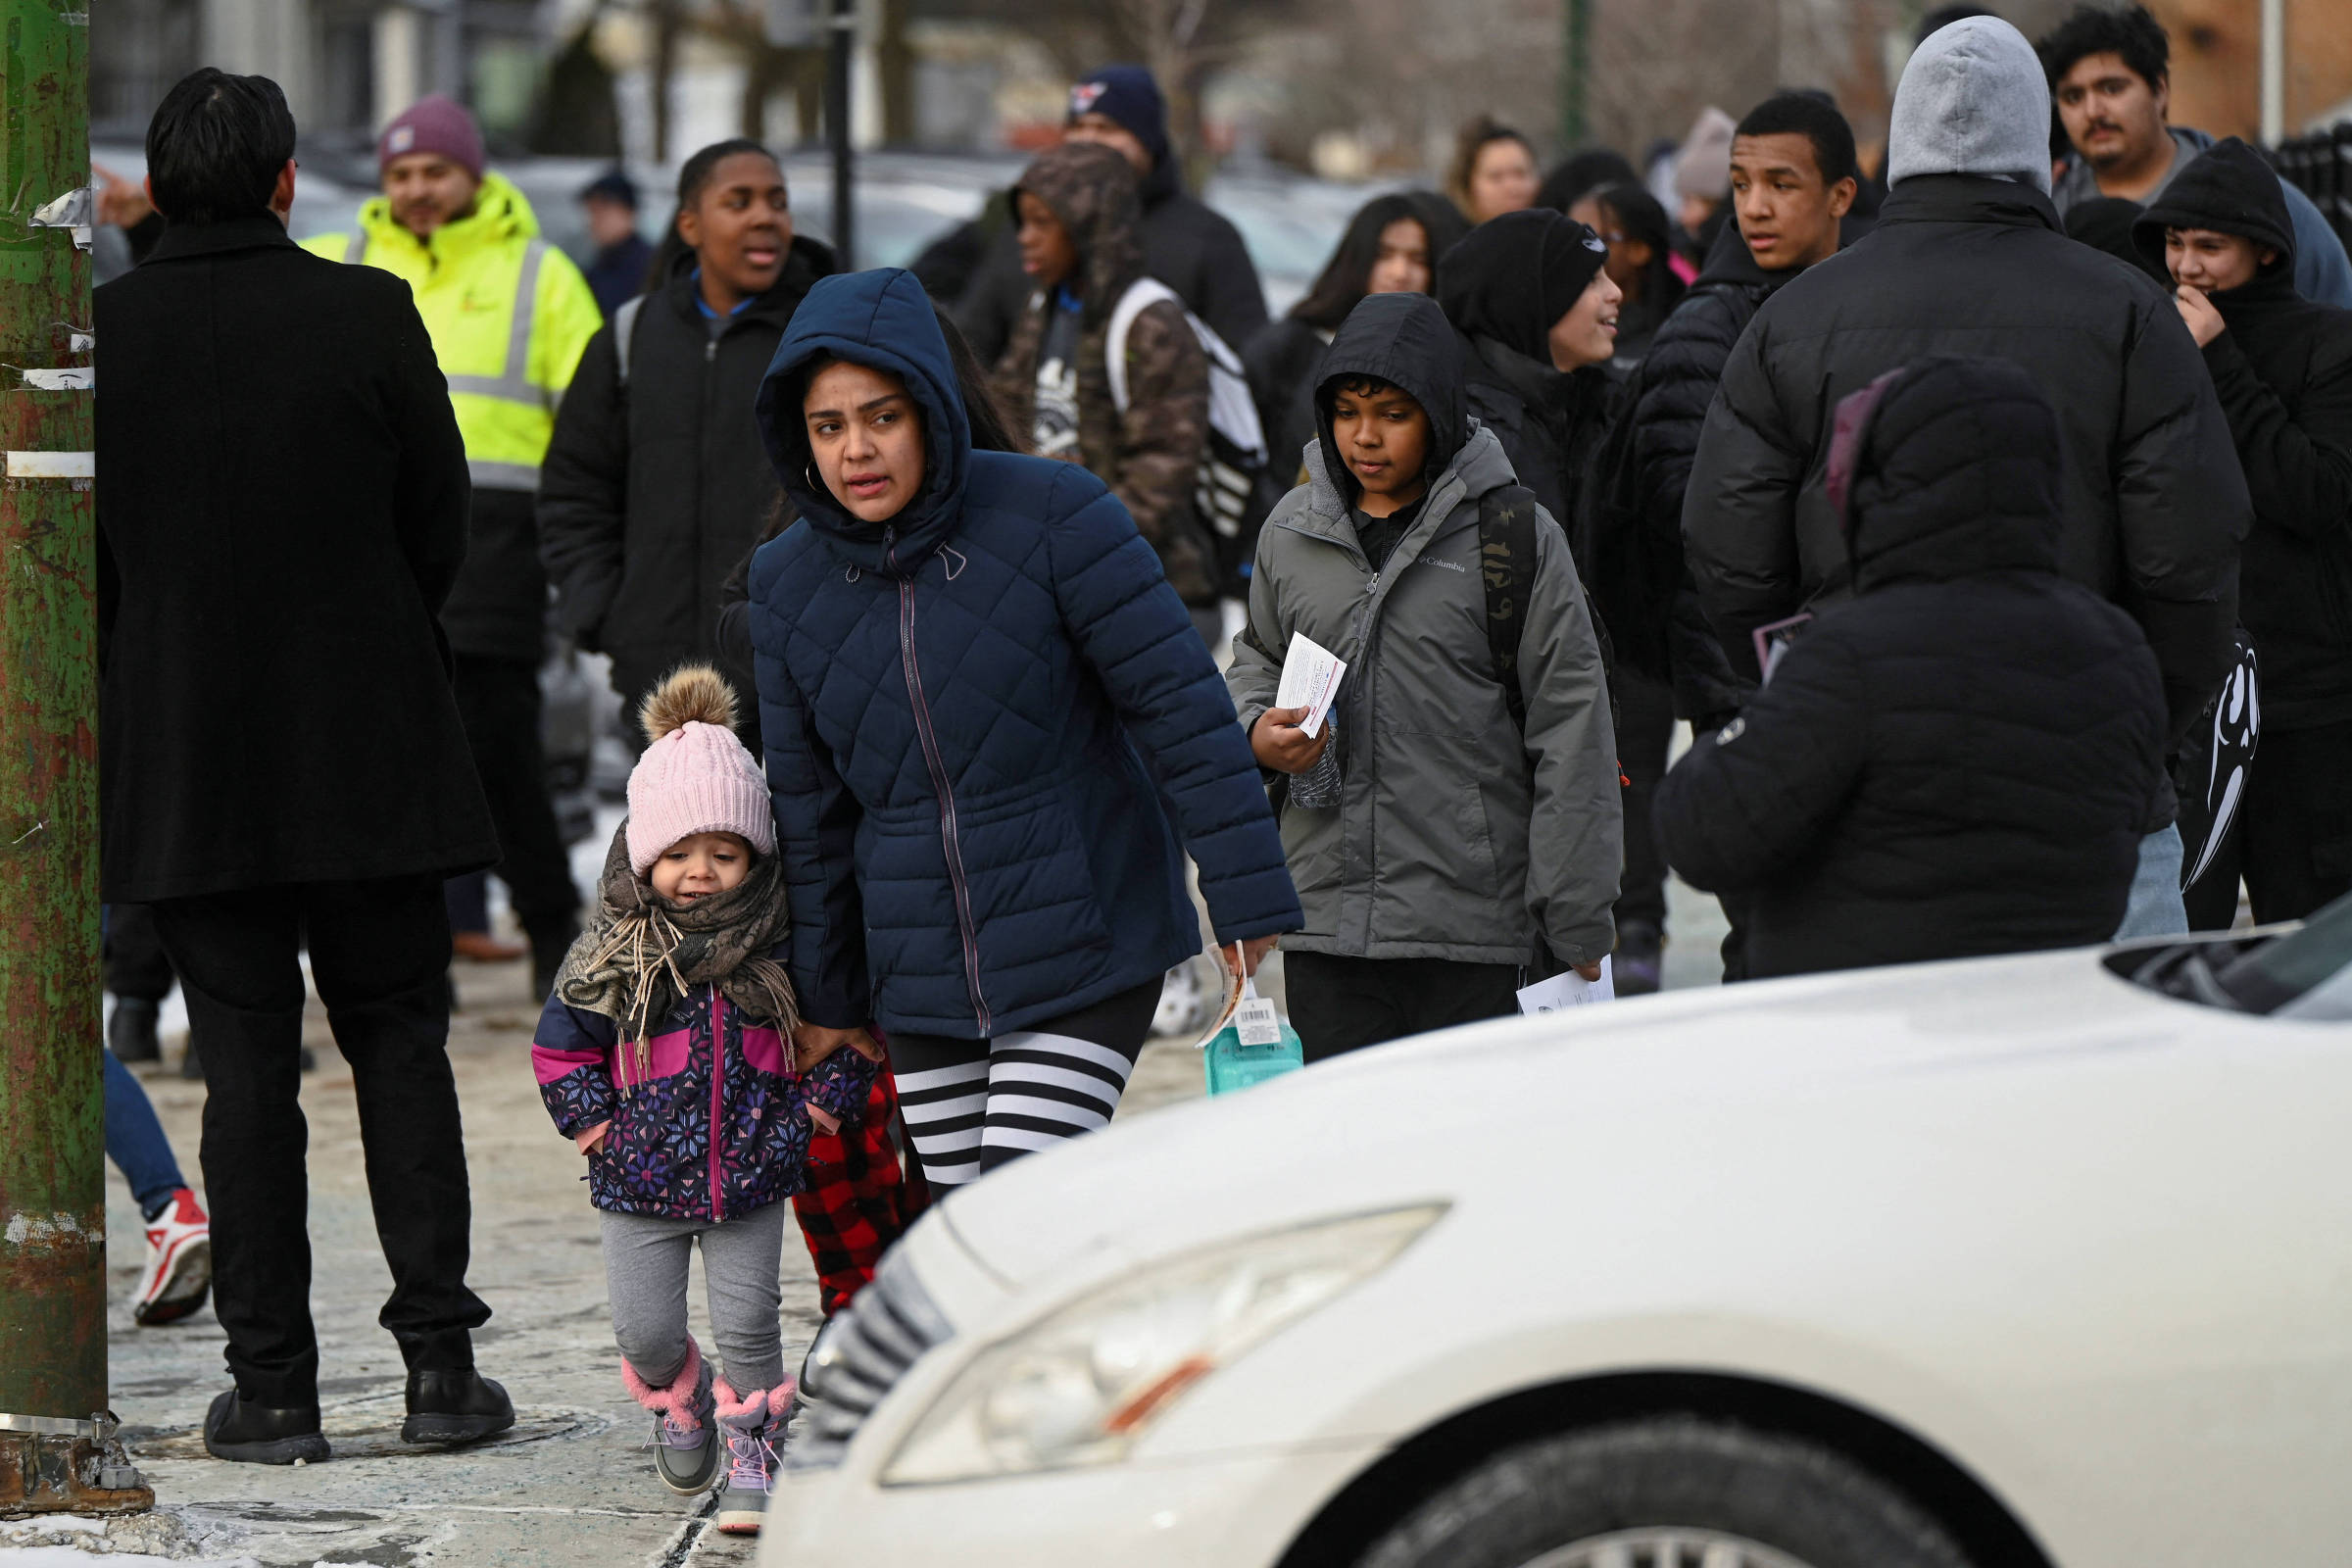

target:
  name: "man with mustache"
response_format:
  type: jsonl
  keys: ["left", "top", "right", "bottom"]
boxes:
{"left": 2039, "top": 3, "right": 2352, "bottom": 308}
{"left": 307, "top": 96, "right": 602, "bottom": 997}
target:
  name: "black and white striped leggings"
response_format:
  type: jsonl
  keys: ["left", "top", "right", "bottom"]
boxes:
{"left": 887, "top": 979, "right": 1162, "bottom": 1192}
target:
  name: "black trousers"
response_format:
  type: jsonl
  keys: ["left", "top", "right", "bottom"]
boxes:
{"left": 1285, "top": 951, "right": 1523, "bottom": 1063}
{"left": 150, "top": 874, "right": 489, "bottom": 1406}
{"left": 105, "top": 902, "right": 176, "bottom": 1002}
{"left": 1614, "top": 669, "right": 1676, "bottom": 933}
{"left": 451, "top": 653, "right": 579, "bottom": 945}
{"left": 2184, "top": 716, "right": 2352, "bottom": 929}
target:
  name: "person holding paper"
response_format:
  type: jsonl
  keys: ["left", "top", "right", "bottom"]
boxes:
{"left": 1654, "top": 357, "right": 2167, "bottom": 979}
{"left": 1228, "top": 291, "right": 1622, "bottom": 1062}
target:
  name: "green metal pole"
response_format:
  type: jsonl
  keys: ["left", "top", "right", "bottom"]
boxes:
{"left": 0, "top": 0, "right": 141, "bottom": 1517}
{"left": 1561, "top": 0, "right": 1591, "bottom": 149}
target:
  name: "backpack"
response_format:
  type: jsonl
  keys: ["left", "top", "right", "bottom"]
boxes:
{"left": 1479, "top": 483, "right": 1618, "bottom": 736}
{"left": 611, "top": 295, "right": 648, "bottom": 385}
{"left": 1104, "top": 278, "right": 1270, "bottom": 589}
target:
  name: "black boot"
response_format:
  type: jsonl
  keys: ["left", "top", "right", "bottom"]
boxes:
{"left": 402, "top": 1368, "right": 514, "bottom": 1446}
{"left": 203, "top": 1389, "right": 329, "bottom": 1464}
{"left": 109, "top": 997, "right": 163, "bottom": 1063}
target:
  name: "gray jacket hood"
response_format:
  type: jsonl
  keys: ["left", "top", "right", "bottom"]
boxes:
{"left": 1887, "top": 16, "right": 2053, "bottom": 196}
{"left": 1312, "top": 291, "right": 1468, "bottom": 506}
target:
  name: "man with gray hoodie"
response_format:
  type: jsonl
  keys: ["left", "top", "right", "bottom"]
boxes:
{"left": 1683, "top": 15, "right": 2249, "bottom": 939}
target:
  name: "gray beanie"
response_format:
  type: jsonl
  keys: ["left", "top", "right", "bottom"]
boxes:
{"left": 1886, "top": 16, "right": 2053, "bottom": 196}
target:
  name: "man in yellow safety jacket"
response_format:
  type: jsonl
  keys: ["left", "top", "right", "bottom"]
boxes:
{"left": 306, "top": 94, "right": 601, "bottom": 993}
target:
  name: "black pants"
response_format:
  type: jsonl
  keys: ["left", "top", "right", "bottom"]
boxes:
{"left": 150, "top": 874, "right": 489, "bottom": 1407}
{"left": 451, "top": 654, "right": 579, "bottom": 947}
{"left": 2184, "top": 716, "right": 2352, "bottom": 929}
{"left": 105, "top": 902, "right": 176, "bottom": 1001}
{"left": 1285, "top": 952, "right": 1522, "bottom": 1063}
{"left": 1614, "top": 669, "right": 1676, "bottom": 933}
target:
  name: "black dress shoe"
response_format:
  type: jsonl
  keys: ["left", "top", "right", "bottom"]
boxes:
{"left": 402, "top": 1368, "right": 514, "bottom": 1446}
{"left": 109, "top": 998, "right": 162, "bottom": 1062}
{"left": 203, "top": 1389, "right": 329, "bottom": 1464}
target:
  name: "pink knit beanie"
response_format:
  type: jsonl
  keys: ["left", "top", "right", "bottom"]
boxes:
{"left": 625, "top": 667, "right": 775, "bottom": 878}
{"left": 379, "top": 94, "right": 486, "bottom": 179}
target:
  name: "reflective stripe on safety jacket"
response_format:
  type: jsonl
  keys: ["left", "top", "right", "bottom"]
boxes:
{"left": 303, "top": 172, "right": 602, "bottom": 490}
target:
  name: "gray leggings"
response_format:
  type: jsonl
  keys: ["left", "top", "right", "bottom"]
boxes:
{"left": 599, "top": 1203, "right": 787, "bottom": 1395}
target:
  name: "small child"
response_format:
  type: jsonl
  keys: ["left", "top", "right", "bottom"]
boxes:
{"left": 532, "top": 666, "right": 876, "bottom": 1535}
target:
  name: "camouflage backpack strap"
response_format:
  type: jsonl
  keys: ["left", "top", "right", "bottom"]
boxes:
{"left": 1479, "top": 484, "right": 1541, "bottom": 732}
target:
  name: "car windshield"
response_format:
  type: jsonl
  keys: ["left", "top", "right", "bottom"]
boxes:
{"left": 2106, "top": 890, "right": 2352, "bottom": 1019}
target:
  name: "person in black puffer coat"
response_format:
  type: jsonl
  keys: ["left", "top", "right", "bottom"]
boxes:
{"left": 2132, "top": 139, "right": 2352, "bottom": 925}
{"left": 1435, "top": 209, "right": 1622, "bottom": 540}
{"left": 539, "top": 140, "right": 838, "bottom": 757}
{"left": 1655, "top": 356, "right": 2168, "bottom": 979}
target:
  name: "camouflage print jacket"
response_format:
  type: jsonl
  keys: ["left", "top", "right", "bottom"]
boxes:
{"left": 991, "top": 141, "right": 1217, "bottom": 606}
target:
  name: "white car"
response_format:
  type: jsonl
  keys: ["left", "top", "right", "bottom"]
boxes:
{"left": 760, "top": 906, "right": 2352, "bottom": 1568}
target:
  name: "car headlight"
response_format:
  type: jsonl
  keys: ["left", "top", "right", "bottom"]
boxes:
{"left": 881, "top": 1202, "right": 1446, "bottom": 1486}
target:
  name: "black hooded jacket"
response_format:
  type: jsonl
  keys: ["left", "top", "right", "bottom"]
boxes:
{"left": 1684, "top": 174, "right": 2250, "bottom": 747}
{"left": 1656, "top": 357, "right": 2168, "bottom": 980}
{"left": 1588, "top": 222, "right": 1802, "bottom": 724}
{"left": 1436, "top": 211, "right": 1618, "bottom": 541}
{"left": 2134, "top": 140, "right": 2352, "bottom": 730}
{"left": 538, "top": 234, "right": 837, "bottom": 731}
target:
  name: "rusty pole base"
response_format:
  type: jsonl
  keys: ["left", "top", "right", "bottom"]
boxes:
{"left": 0, "top": 1427, "right": 153, "bottom": 1518}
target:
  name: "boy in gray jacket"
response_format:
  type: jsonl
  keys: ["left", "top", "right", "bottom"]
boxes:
{"left": 1228, "top": 290, "right": 1622, "bottom": 1060}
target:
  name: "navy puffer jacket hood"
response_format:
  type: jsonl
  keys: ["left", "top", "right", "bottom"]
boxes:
{"left": 756, "top": 268, "right": 971, "bottom": 579}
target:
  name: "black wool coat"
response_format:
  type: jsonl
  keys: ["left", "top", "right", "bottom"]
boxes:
{"left": 1656, "top": 357, "right": 2169, "bottom": 980}
{"left": 1685, "top": 175, "right": 2250, "bottom": 741}
{"left": 96, "top": 218, "right": 497, "bottom": 902}
{"left": 538, "top": 238, "right": 835, "bottom": 738}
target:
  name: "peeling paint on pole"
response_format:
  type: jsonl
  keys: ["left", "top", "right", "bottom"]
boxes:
{"left": 0, "top": 0, "right": 104, "bottom": 1435}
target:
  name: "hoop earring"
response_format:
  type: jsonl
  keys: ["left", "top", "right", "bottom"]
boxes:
{"left": 806, "top": 463, "right": 821, "bottom": 493}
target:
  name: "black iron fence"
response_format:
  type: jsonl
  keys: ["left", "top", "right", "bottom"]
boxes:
{"left": 2269, "top": 124, "right": 2352, "bottom": 251}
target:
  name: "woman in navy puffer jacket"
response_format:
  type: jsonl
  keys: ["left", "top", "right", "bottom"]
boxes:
{"left": 748, "top": 269, "right": 1299, "bottom": 1192}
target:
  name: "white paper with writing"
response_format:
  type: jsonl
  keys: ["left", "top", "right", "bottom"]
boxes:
{"left": 1275, "top": 633, "right": 1348, "bottom": 739}
{"left": 1515, "top": 956, "right": 1616, "bottom": 1014}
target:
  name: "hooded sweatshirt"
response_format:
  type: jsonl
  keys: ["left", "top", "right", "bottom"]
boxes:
{"left": 747, "top": 269, "right": 1298, "bottom": 1037}
{"left": 2134, "top": 139, "right": 2352, "bottom": 729}
{"left": 2054, "top": 123, "right": 2352, "bottom": 310}
{"left": 1658, "top": 356, "right": 2167, "bottom": 979}
{"left": 1684, "top": 13, "right": 2248, "bottom": 759}
{"left": 990, "top": 141, "right": 1218, "bottom": 605}
{"left": 1436, "top": 210, "right": 1618, "bottom": 539}
{"left": 1226, "top": 292, "right": 1622, "bottom": 967}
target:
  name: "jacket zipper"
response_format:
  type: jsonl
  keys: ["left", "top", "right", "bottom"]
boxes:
{"left": 707, "top": 986, "right": 725, "bottom": 1222}
{"left": 897, "top": 576, "right": 992, "bottom": 1034}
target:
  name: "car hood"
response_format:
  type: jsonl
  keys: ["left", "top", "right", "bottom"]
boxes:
{"left": 938, "top": 943, "right": 2212, "bottom": 1288}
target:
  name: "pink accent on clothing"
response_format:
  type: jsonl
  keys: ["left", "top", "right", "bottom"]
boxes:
{"left": 740, "top": 1025, "right": 788, "bottom": 1078}
{"left": 619, "top": 1336, "right": 706, "bottom": 1428}
{"left": 625, "top": 716, "right": 776, "bottom": 876}
{"left": 1668, "top": 251, "right": 1699, "bottom": 285}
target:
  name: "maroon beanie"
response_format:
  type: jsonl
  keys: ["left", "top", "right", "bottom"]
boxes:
{"left": 379, "top": 94, "right": 484, "bottom": 178}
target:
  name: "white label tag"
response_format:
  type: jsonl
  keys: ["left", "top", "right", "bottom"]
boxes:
{"left": 1234, "top": 996, "right": 1283, "bottom": 1047}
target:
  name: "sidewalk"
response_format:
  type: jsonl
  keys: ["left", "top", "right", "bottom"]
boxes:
{"left": 32, "top": 878, "right": 1725, "bottom": 1567}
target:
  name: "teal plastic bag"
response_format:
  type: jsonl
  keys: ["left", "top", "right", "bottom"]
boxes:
{"left": 1200, "top": 972, "right": 1303, "bottom": 1096}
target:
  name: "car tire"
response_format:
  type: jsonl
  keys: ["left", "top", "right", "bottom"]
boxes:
{"left": 1353, "top": 1416, "right": 1976, "bottom": 1568}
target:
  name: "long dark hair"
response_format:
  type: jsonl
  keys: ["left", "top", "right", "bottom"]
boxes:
{"left": 1290, "top": 191, "right": 1466, "bottom": 332}
{"left": 1582, "top": 181, "right": 1685, "bottom": 313}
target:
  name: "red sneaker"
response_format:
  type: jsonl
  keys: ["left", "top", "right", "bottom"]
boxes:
{"left": 133, "top": 1187, "right": 211, "bottom": 1326}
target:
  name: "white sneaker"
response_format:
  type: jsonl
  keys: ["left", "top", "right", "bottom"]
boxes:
{"left": 132, "top": 1187, "right": 211, "bottom": 1326}
{"left": 1152, "top": 956, "right": 1220, "bottom": 1038}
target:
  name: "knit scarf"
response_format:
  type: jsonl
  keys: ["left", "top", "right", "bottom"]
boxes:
{"left": 552, "top": 827, "right": 801, "bottom": 1093}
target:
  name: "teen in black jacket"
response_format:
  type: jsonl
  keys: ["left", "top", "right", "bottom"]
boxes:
{"left": 538, "top": 140, "right": 836, "bottom": 754}
{"left": 1656, "top": 357, "right": 2169, "bottom": 979}
{"left": 2134, "top": 138, "right": 2352, "bottom": 923}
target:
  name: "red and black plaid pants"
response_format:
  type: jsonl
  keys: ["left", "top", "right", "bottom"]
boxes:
{"left": 791, "top": 1066, "right": 931, "bottom": 1316}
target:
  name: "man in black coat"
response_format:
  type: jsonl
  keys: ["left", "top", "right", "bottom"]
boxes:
{"left": 539, "top": 141, "right": 838, "bottom": 758}
{"left": 953, "top": 66, "right": 1267, "bottom": 367}
{"left": 97, "top": 70, "right": 514, "bottom": 1462}
{"left": 1586, "top": 91, "right": 1858, "bottom": 985}
{"left": 2133, "top": 140, "right": 2352, "bottom": 926}
{"left": 1658, "top": 357, "right": 2169, "bottom": 978}
{"left": 1684, "top": 15, "right": 2247, "bottom": 938}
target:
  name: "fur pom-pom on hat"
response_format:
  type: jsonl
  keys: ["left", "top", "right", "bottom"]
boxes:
{"left": 625, "top": 666, "right": 776, "bottom": 877}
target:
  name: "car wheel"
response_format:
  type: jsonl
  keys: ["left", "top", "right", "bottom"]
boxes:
{"left": 1354, "top": 1416, "right": 1976, "bottom": 1568}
